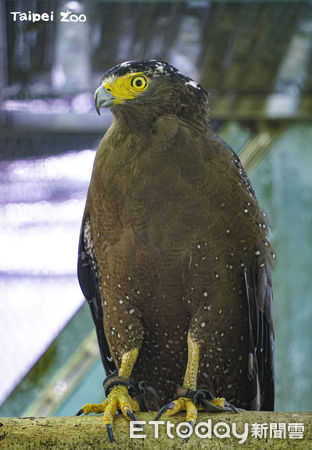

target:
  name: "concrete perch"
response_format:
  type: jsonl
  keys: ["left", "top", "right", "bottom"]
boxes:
{"left": 0, "top": 411, "right": 311, "bottom": 449}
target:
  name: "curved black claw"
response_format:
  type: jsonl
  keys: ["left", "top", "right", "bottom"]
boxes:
{"left": 200, "top": 398, "right": 227, "bottom": 412}
{"left": 200, "top": 397, "right": 240, "bottom": 413}
{"left": 184, "top": 421, "right": 194, "bottom": 444}
{"left": 106, "top": 424, "right": 114, "bottom": 443}
{"left": 225, "top": 401, "right": 239, "bottom": 414}
{"left": 75, "top": 408, "right": 84, "bottom": 416}
{"left": 126, "top": 409, "right": 142, "bottom": 428}
{"left": 155, "top": 402, "right": 174, "bottom": 420}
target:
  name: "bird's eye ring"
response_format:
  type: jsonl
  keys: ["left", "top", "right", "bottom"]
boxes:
{"left": 131, "top": 75, "right": 148, "bottom": 91}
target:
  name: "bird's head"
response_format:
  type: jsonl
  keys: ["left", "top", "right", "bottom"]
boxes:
{"left": 94, "top": 60, "right": 208, "bottom": 125}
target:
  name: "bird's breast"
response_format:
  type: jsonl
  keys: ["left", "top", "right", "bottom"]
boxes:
{"left": 89, "top": 120, "right": 270, "bottom": 295}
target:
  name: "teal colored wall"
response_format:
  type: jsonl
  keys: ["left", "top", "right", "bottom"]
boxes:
{"left": 250, "top": 123, "right": 312, "bottom": 411}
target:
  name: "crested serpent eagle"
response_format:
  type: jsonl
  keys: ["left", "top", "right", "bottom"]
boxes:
{"left": 77, "top": 60, "right": 275, "bottom": 442}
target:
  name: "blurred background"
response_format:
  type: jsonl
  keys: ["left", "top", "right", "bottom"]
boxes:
{"left": 0, "top": 0, "right": 312, "bottom": 417}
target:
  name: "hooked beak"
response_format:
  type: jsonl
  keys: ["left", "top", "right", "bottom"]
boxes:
{"left": 94, "top": 85, "right": 115, "bottom": 115}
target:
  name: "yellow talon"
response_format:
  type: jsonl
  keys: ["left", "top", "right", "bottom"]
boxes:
{"left": 210, "top": 397, "right": 225, "bottom": 408}
{"left": 79, "top": 384, "right": 139, "bottom": 427}
{"left": 102, "top": 385, "right": 139, "bottom": 425}
{"left": 77, "top": 348, "right": 141, "bottom": 441}
{"left": 166, "top": 397, "right": 198, "bottom": 423}
{"left": 81, "top": 401, "right": 108, "bottom": 415}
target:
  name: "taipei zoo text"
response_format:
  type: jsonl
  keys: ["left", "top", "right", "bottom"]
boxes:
{"left": 10, "top": 10, "right": 87, "bottom": 23}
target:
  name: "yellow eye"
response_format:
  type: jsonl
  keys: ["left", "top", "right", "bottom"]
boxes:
{"left": 130, "top": 75, "right": 148, "bottom": 91}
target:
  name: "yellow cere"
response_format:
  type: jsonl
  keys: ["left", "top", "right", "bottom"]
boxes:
{"left": 103, "top": 72, "right": 149, "bottom": 104}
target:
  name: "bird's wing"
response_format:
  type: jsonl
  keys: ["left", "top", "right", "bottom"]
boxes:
{"left": 244, "top": 260, "right": 275, "bottom": 410}
{"left": 78, "top": 215, "right": 116, "bottom": 375}
{"left": 214, "top": 136, "right": 274, "bottom": 410}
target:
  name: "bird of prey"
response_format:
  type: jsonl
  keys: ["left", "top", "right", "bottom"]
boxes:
{"left": 77, "top": 60, "right": 275, "bottom": 442}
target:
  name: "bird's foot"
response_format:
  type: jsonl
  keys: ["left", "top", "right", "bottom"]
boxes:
{"left": 176, "top": 386, "right": 239, "bottom": 413}
{"left": 156, "top": 396, "right": 198, "bottom": 423}
{"left": 156, "top": 386, "right": 239, "bottom": 417}
{"left": 155, "top": 387, "right": 239, "bottom": 442}
{"left": 76, "top": 384, "right": 140, "bottom": 443}
{"left": 155, "top": 397, "right": 199, "bottom": 442}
